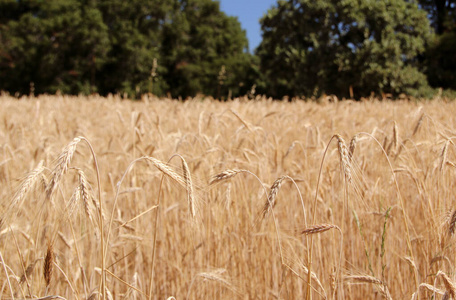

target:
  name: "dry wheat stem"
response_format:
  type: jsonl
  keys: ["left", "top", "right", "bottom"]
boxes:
{"left": 105, "top": 155, "right": 187, "bottom": 284}
{"left": 0, "top": 249, "right": 15, "bottom": 299}
{"left": 10, "top": 225, "right": 31, "bottom": 298}
{"left": 281, "top": 262, "right": 326, "bottom": 298}
{"left": 356, "top": 131, "right": 418, "bottom": 289}
{"left": 53, "top": 261, "right": 78, "bottom": 299}
{"left": 307, "top": 134, "right": 351, "bottom": 299}
{"left": 104, "top": 269, "right": 147, "bottom": 297}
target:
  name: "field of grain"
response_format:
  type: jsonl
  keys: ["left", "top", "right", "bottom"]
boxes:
{"left": 1, "top": 94, "right": 456, "bottom": 299}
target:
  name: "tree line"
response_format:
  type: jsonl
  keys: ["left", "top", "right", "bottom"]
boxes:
{"left": 0, "top": 0, "right": 454, "bottom": 99}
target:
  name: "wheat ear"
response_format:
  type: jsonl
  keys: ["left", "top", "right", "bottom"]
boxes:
{"left": 209, "top": 169, "right": 245, "bottom": 185}
{"left": 44, "top": 241, "right": 54, "bottom": 288}
{"left": 46, "top": 137, "right": 82, "bottom": 199}
{"left": 440, "top": 140, "right": 450, "bottom": 172}
{"left": 299, "top": 224, "right": 340, "bottom": 235}
{"left": 11, "top": 160, "right": 45, "bottom": 208}
{"left": 345, "top": 275, "right": 392, "bottom": 300}
{"left": 262, "top": 175, "right": 286, "bottom": 218}
{"left": 411, "top": 283, "right": 445, "bottom": 300}
{"left": 448, "top": 209, "right": 456, "bottom": 236}
{"left": 436, "top": 270, "right": 456, "bottom": 299}
{"left": 335, "top": 134, "right": 352, "bottom": 183}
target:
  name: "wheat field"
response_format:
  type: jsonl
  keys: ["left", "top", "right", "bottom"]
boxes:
{"left": 1, "top": 94, "right": 456, "bottom": 299}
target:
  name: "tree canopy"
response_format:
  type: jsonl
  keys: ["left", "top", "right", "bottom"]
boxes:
{"left": 0, "top": 0, "right": 454, "bottom": 99}
{"left": 256, "top": 0, "right": 432, "bottom": 98}
{"left": 0, "top": 0, "right": 254, "bottom": 98}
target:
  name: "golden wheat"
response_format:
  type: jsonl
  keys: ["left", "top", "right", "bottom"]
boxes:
{"left": 1, "top": 95, "right": 456, "bottom": 299}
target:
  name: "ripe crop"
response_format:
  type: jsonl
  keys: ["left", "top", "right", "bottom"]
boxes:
{"left": 1, "top": 94, "right": 455, "bottom": 299}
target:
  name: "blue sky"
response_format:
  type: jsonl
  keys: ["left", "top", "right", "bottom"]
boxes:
{"left": 219, "top": 0, "right": 277, "bottom": 52}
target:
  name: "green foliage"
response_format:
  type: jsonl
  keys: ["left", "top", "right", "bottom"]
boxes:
{"left": 95, "top": 0, "right": 170, "bottom": 96}
{"left": 0, "top": 0, "right": 111, "bottom": 94}
{"left": 418, "top": 0, "right": 456, "bottom": 34}
{"left": 0, "top": 0, "right": 254, "bottom": 98}
{"left": 425, "top": 32, "right": 456, "bottom": 90}
{"left": 257, "top": 0, "right": 432, "bottom": 98}
{"left": 161, "top": 0, "right": 254, "bottom": 98}
{"left": 420, "top": 1, "right": 456, "bottom": 92}
{"left": 0, "top": 0, "right": 452, "bottom": 99}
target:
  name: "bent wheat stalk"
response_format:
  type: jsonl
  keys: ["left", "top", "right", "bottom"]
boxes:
{"left": 307, "top": 134, "right": 352, "bottom": 299}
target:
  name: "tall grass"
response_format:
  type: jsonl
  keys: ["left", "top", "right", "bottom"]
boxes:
{"left": 0, "top": 94, "right": 456, "bottom": 299}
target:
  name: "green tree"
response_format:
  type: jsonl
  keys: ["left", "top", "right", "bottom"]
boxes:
{"left": 257, "top": 0, "right": 432, "bottom": 98}
{"left": 419, "top": 0, "right": 455, "bottom": 34}
{"left": 161, "top": 0, "right": 254, "bottom": 98}
{"left": 0, "top": 0, "right": 255, "bottom": 98}
{"left": 96, "top": 0, "right": 172, "bottom": 96}
{"left": 0, "top": 0, "right": 110, "bottom": 94}
{"left": 419, "top": 0, "right": 456, "bottom": 91}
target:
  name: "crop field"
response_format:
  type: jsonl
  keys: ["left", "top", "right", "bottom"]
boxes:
{"left": 1, "top": 94, "right": 456, "bottom": 299}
